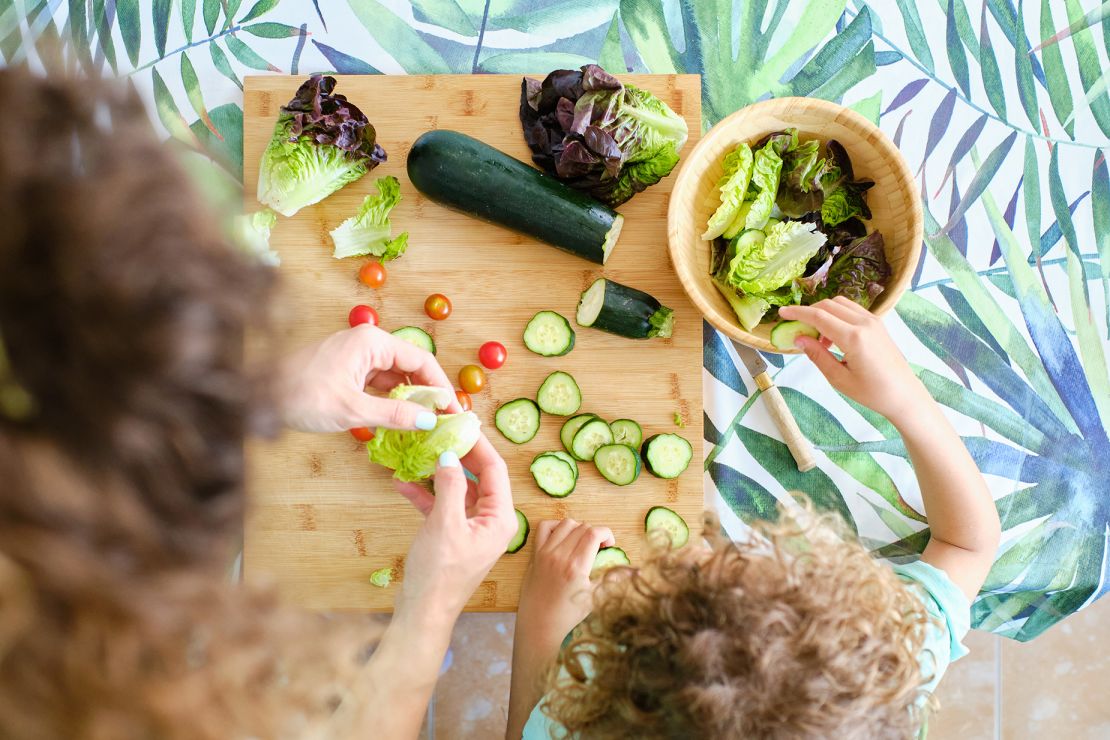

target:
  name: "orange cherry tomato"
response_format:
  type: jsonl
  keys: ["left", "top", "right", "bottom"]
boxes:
{"left": 424, "top": 293, "right": 452, "bottom": 321}
{"left": 348, "top": 304, "right": 379, "bottom": 327}
{"left": 458, "top": 364, "right": 487, "bottom": 394}
{"left": 455, "top": 389, "right": 473, "bottom": 411}
{"left": 349, "top": 427, "right": 375, "bottom": 442}
{"left": 478, "top": 341, "right": 507, "bottom": 370}
{"left": 359, "top": 261, "right": 387, "bottom": 288}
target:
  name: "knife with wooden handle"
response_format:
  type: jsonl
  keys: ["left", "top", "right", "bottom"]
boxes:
{"left": 732, "top": 341, "right": 817, "bottom": 473}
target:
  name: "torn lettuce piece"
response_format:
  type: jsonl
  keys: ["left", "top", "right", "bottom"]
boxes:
{"left": 810, "top": 232, "right": 891, "bottom": 308}
{"left": 702, "top": 143, "right": 754, "bottom": 239}
{"left": 233, "top": 209, "right": 280, "bottom": 266}
{"left": 365, "top": 385, "right": 481, "bottom": 482}
{"left": 727, "top": 220, "right": 827, "bottom": 296}
{"left": 330, "top": 176, "right": 406, "bottom": 260}
{"left": 369, "top": 567, "right": 393, "bottom": 588}
{"left": 742, "top": 141, "right": 784, "bottom": 232}
{"left": 714, "top": 279, "right": 771, "bottom": 331}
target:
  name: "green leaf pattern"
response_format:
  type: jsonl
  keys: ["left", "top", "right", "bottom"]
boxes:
{"left": 5, "top": 0, "right": 1110, "bottom": 641}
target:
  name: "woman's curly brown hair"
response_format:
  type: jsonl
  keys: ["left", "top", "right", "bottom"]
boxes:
{"left": 542, "top": 511, "right": 934, "bottom": 740}
{"left": 0, "top": 66, "right": 378, "bottom": 739}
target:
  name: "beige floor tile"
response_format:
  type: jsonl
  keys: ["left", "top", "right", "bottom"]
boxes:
{"left": 432, "top": 613, "right": 516, "bottom": 740}
{"left": 1002, "top": 595, "right": 1110, "bottom": 740}
{"left": 929, "top": 629, "right": 998, "bottom": 740}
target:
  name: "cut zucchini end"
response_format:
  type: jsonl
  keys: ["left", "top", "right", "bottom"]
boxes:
{"left": 600, "top": 215, "right": 624, "bottom": 264}
{"left": 369, "top": 567, "right": 393, "bottom": 588}
{"left": 506, "top": 509, "right": 529, "bottom": 553}
{"left": 576, "top": 278, "right": 606, "bottom": 327}
{"left": 648, "top": 306, "right": 675, "bottom": 339}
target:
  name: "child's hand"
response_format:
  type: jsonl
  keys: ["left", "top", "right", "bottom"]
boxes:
{"left": 778, "top": 297, "right": 929, "bottom": 425}
{"left": 517, "top": 519, "right": 615, "bottom": 648}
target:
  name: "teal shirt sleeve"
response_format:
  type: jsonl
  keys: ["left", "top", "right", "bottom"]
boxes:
{"left": 891, "top": 559, "right": 972, "bottom": 694}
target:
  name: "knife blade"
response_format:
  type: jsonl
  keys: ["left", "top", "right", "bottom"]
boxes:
{"left": 731, "top": 341, "right": 816, "bottom": 472}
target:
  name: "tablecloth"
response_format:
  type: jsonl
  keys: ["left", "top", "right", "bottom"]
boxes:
{"left": 10, "top": 0, "right": 1108, "bottom": 641}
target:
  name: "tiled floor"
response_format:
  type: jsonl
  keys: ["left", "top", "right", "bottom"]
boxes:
{"left": 426, "top": 596, "right": 1110, "bottom": 739}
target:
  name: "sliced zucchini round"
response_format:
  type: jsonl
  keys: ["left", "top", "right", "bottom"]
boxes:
{"left": 494, "top": 398, "right": 540, "bottom": 444}
{"left": 645, "top": 506, "right": 690, "bottom": 548}
{"left": 609, "top": 418, "right": 643, "bottom": 449}
{"left": 391, "top": 326, "right": 436, "bottom": 355}
{"left": 560, "top": 413, "right": 598, "bottom": 453}
{"left": 523, "top": 311, "right": 575, "bottom": 356}
{"left": 506, "top": 509, "right": 529, "bottom": 553}
{"left": 529, "top": 453, "right": 577, "bottom": 497}
{"left": 594, "top": 443, "right": 641, "bottom": 486}
{"left": 640, "top": 433, "right": 693, "bottom": 479}
{"left": 591, "top": 546, "right": 630, "bottom": 574}
{"left": 770, "top": 320, "right": 820, "bottom": 351}
{"left": 549, "top": 450, "right": 579, "bottom": 480}
{"left": 570, "top": 418, "right": 614, "bottom": 461}
{"left": 536, "top": 371, "right": 582, "bottom": 416}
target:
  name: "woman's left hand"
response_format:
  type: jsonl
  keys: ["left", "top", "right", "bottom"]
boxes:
{"left": 278, "top": 325, "right": 459, "bottom": 434}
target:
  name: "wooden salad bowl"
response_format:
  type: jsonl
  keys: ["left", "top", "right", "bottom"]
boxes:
{"left": 666, "top": 97, "right": 922, "bottom": 354}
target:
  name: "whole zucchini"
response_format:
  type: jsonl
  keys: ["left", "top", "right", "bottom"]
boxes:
{"left": 406, "top": 130, "right": 623, "bottom": 264}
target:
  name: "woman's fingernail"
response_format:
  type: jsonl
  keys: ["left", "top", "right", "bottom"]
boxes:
{"left": 416, "top": 412, "right": 437, "bottom": 431}
{"left": 438, "top": 450, "right": 460, "bottom": 468}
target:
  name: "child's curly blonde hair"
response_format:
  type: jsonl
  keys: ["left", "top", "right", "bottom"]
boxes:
{"left": 542, "top": 509, "right": 934, "bottom": 739}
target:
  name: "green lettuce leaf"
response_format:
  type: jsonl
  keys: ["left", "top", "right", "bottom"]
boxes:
{"left": 256, "top": 76, "right": 385, "bottom": 217}
{"left": 233, "top": 209, "right": 280, "bottom": 266}
{"left": 330, "top": 176, "right": 405, "bottom": 260}
{"left": 365, "top": 385, "right": 480, "bottom": 482}
{"left": 702, "top": 143, "right": 754, "bottom": 239}
{"left": 727, "top": 220, "right": 828, "bottom": 295}
{"left": 742, "top": 142, "right": 784, "bottom": 232}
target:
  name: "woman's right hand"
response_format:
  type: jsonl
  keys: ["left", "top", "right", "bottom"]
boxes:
{"left": 778, "top": 297, "right": 929, "bottom": 425}
{"left": 393, "top": 434, "right": 517, "bottom": 618}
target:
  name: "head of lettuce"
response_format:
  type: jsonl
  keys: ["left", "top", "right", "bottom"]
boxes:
{"left": 365, "top": 386, "right": 481, "bottom": 482}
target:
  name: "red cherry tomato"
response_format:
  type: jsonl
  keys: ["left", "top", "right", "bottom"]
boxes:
{"left": 359, "top": 261, "right": 387, "bottom": 288}
{"left": 458, "top": 364, "right": 487, "bottom": 394}
{"left": 455, "top": 389, "right": 473, "bottom": 412}
{"left": 478, "top": 341, "right": 507, "bottom": 370}
{"left": 348, "top": 304, "right": 379, "bottom": 327}
{"left": 349, "top": 427, "right": 375, "bottom": 442}
{"left": 424, "top": 293, "right": 452, "bottom": 321}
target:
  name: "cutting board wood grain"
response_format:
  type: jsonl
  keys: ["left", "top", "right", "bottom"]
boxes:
{"left": 242, "top": 74, "right": 703, "bottom": 612}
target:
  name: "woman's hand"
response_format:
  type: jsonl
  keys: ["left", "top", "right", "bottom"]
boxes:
{"left": 517, "top": 519, "right": 615, "bottom": 647}
{"left": 278, "top": 324, "right": 459, "bottom": 434}
{"left": 394, "top": 434, "right": 517, "bottom": 618}
{"left": 778, "top": 297, "right": 929, "bottom": 424}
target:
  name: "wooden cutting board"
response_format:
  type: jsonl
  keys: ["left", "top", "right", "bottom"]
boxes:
{"left": 242, "top": 73, "right": 703, "bottom": 612}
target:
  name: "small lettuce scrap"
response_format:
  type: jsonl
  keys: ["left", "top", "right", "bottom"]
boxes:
{"left": 520, "top": 64, "right": 688, "bottom": 206}
{"left": 330, "top": 176, "right": 409, "bottom": 260}
{"left": 233, "top": 209, "right": 280, "bottom": 266}
{"left": 365, "top": 385, "right": 481, "bottom": 482}
{"left": 257, "top": 75, "right": 386, "bottom": 217}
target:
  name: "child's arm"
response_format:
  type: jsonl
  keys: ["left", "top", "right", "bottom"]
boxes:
{"left": 780, "top": 298, "right": 1001, "bottom": 601}
{"left": 506, "top": 519, "right": 614, "bottom": 740}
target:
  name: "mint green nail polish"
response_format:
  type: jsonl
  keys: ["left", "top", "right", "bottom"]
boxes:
{"left": 416, "top": 411, "right": 437, "bottom": 431}
{"left": 438, "top": 450, "right": 460, "bottom": 468}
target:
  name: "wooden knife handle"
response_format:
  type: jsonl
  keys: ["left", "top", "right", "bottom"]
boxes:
{"left": 754, "top": 373, "right": 817, "bottom": 473}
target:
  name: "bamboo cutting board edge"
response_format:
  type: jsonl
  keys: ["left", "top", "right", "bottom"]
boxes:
{"left": 242, "top": 73, "right": 703, "bottom": 612}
